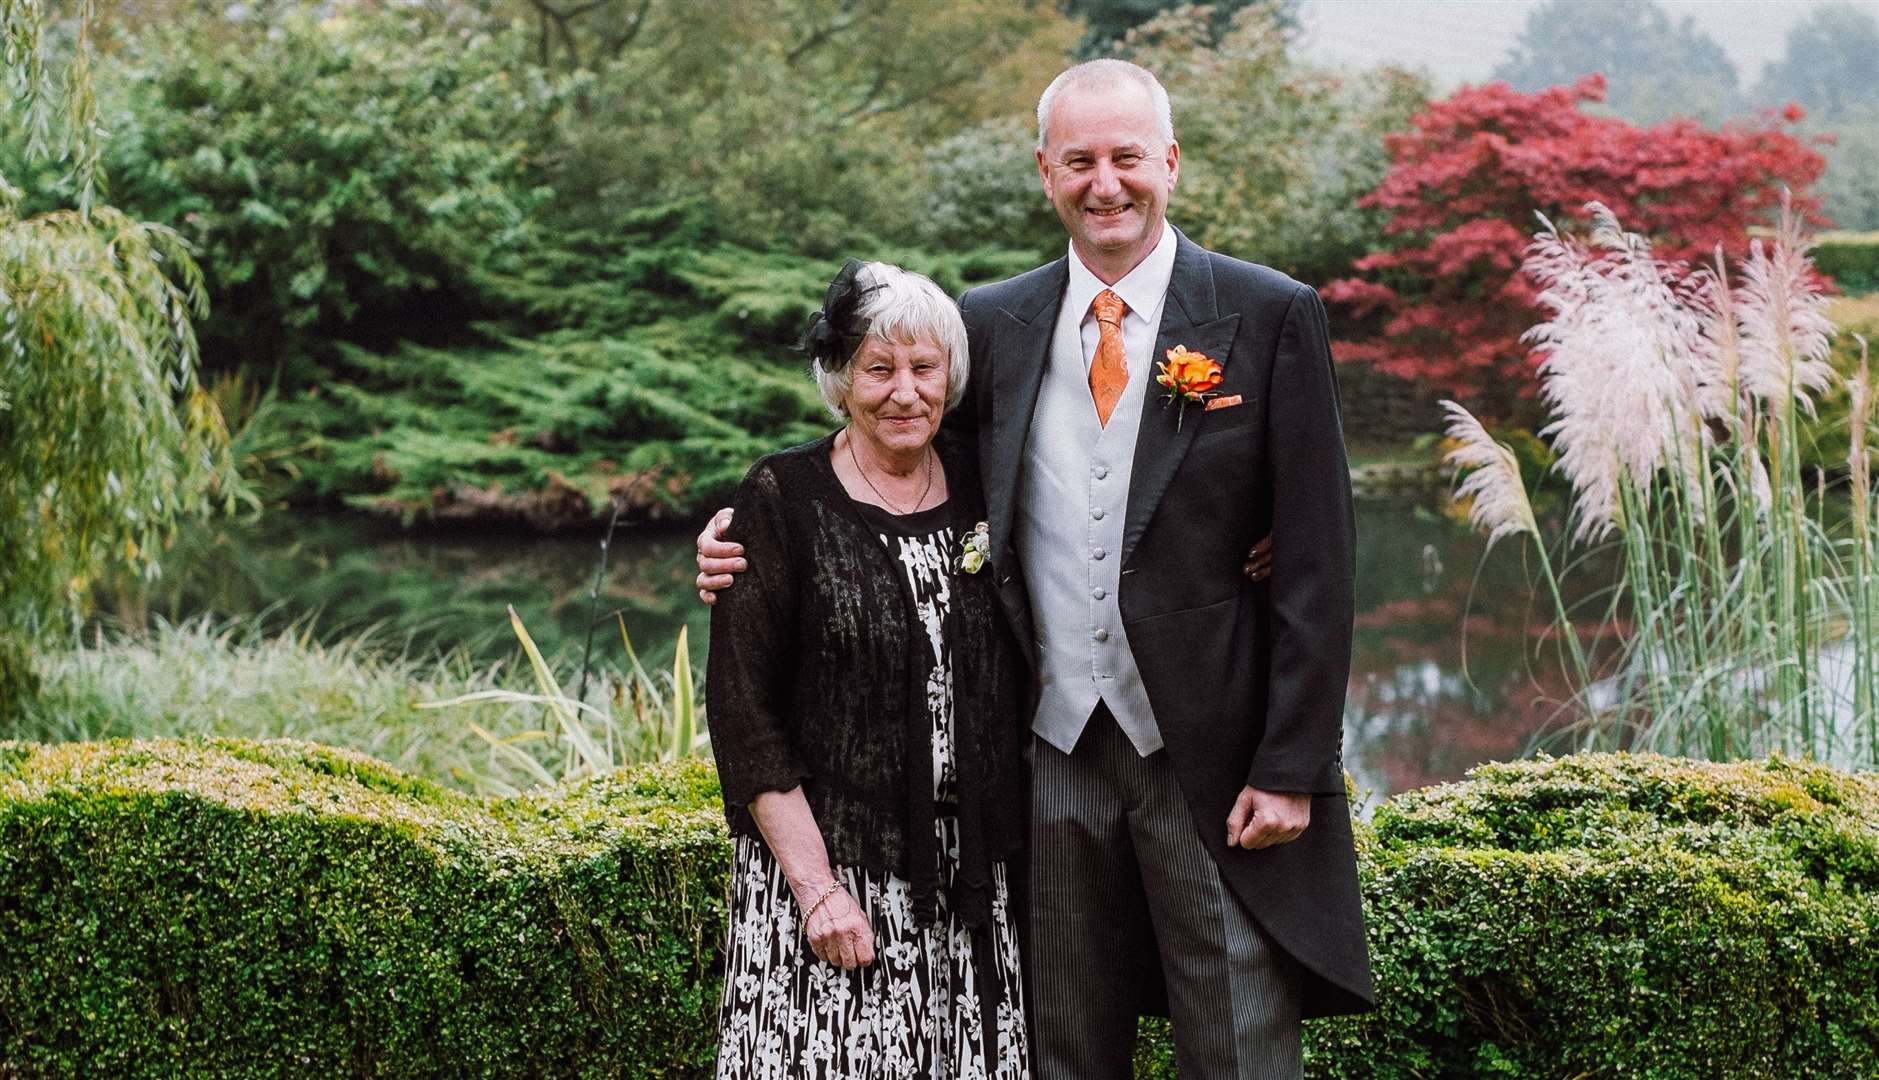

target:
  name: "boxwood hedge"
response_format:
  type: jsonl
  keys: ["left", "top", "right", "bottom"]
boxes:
{"left": 1818, "top": 231, "right": 1879, "bottom": 293}
{"left": 1, "top": 740, "right": 1873, "bottom": 1077}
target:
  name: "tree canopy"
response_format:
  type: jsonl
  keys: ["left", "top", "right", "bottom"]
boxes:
{"left": 1491, "top": 0, "right": 1740, "bottom": 125}
{"left": 1063, "top": 0, "right": 1297, "bottom": 53}
{"left": 1755, "top": 2, "right": 1879, "bottom": 123}
{"left": 0, "top": 0, "right": 240, "bottom": 709}
{"left": 1324, "top": 76, "right": 1824, "bottom": 417}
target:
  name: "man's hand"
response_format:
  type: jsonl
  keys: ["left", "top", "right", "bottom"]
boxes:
{"left": 694, "top": 507, "right": 744, "bottom": 605}
{"left": 1243, "top": 533, "right": 1274, "bottom": 583}
{"left": 1225, "top": 786, "right": 1310, "bottom": 849}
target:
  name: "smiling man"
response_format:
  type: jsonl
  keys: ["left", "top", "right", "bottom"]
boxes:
{"left": 698, "top": 58, "right": 1372, "bottom": 1077}
{"left": 954, "top": 59, "right": 1372, "bottom": 1078}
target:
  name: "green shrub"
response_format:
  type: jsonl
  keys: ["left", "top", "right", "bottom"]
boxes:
{"left": 1818, "top": 230, "right": 1879, "bottom": 293}
{"left": 2, "top": 744, "right": 1872, "bottom": 1077}
{"left": 88, "top": 11, "right": 567, "bottom": 378}
{"left": 0, "top": 739, "right": 729, "bottom": 1077}
{"left": 1304, "top": 753, "right": 1879, "bottom": 1079}
{"left": 265, "top": 211, "right": 1042, "bottom": 524}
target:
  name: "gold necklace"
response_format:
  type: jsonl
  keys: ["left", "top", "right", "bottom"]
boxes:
{"left": 847, "top": 432, "right": 934, "bottom": 515}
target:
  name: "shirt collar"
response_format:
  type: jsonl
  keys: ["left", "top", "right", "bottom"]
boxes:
{"left": 1064, "top": 221, "right": 1178, "bottom": 325}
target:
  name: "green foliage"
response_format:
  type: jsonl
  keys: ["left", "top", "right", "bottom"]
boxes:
{"left": 1492, "top": 0, "right": 1743, "bottom": 125}
{"left": 1817, "top": 117, "right": 1879, "bottom": 232}
{"left": 264, "top": 205, "right": 1038, "bottom": 524}
{"left": 1754, "top": 2, "right": 1879, "bottom": 124}
{"left": 10, "top": 616, "right": 699, "bottom": 795}
{"left": 917, "top": 117, "right": 1063, "bottom": 258}
{"left": 1, "top": 743, "right": 1871, "bottom": 1076}
{"left": 520, "top": 0, "right": 1076, "bottom": 254}
{"left": 1818, "top": 230, "right": 1879, "bottom": 292}
{"left": 1307, "top": 753, "right": 1879, "bottom": 1079}
{"left": 85, "top": 9, "right": 567, "bottom": 376}
{"left": 1795, "top": 291, "right": 1879, "bottom": 475}
{"left": 269, "top": 333, "right": 824, "bottom": 525}
{"left": 1116, "top": 6, "right": 1429, "bottom": 287}
{"left": 423, "top": 608, "right": 709, "bottom": 798}
{"left": 0, "top": 1, "right": 102, "bottom": 213}
{"left": 0, "top": 186, "right": 241, "bottom": 645}
{"left": 1767, "top": 2, "right": 1879, "bottom": 232}
{"left": 1066, "top": 0, "right": 1299, "bottom": 54}
{"left": 1, "top": 0, "right": 241, "bottom": 711}
{"left": 0, "top": 739, "right": 730, "bottom": 1076}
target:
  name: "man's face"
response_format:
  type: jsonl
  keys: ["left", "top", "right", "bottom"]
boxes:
{"left": 1036, "top": 79, "right": 1179, "bottom": 275}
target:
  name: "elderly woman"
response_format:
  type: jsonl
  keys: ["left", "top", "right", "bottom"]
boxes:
{"left": 707, "top": 260, "right": 1029, "bottom": 1078}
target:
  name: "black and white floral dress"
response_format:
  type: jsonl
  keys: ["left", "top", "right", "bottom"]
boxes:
{"left": 715, "top": 499, "right": 1029, "bottom": 1080}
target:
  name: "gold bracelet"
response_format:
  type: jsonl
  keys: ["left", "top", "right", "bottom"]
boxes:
{"left": 801, "top": 880, "right": 843, "bottom": 924}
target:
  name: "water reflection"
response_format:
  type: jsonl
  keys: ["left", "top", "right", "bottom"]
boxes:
{"left": 93, "top": 514, "right": 711, "bottom": 672}
{"left": 95, "top": 501, "right": 1601, "bottom": 800}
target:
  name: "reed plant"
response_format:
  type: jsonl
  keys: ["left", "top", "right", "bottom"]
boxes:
{"left": 1444, "top": 198, "right": 1879, "bottom": 769}
{"left": 419, "top": 606, "right": 704, "bottom": 797}
{"left": 12, "top": 613, "right": 704, "bottom": 794}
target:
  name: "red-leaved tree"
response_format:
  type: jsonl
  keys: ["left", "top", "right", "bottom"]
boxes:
{"left": 1323, "top": 74, "right": 1827, "bottom": 418}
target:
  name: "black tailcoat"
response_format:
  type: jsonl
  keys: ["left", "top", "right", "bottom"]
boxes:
{"left": 953, "top": 229, "right": 1374, "bottom": 1018}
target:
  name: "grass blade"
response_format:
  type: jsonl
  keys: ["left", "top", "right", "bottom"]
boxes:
{"left": 670, "top": 625, "right": 695, "bottom": 760}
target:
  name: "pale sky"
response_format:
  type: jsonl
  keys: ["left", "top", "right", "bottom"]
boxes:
{"left": 1295, "top": 0, "right": 1851, "bottom": 89}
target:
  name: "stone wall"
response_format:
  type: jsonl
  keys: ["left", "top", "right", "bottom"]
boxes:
{"left": 1336, "top": 362, "right": 1444, "bottom": 444}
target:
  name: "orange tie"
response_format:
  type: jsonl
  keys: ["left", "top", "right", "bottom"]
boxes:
{"left": 1089, "top": 289, "right": 1129, "bottom": 427}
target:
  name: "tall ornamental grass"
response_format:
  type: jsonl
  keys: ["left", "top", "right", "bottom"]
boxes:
{"left": 1444, "top": 199, "right": 1878, "bottom": 768}
{"left": 13, "top": 614, "right": 703, "bottom": 794}
{"left": 419, "top": 606, "right": 703, "bottom": 797}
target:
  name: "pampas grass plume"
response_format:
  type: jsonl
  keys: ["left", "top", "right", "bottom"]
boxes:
{"left": 1440, "top": 400, "right": 1537, "bottom": 547}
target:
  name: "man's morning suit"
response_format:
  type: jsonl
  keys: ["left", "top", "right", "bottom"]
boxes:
{"left": 954, "top": 225, "right": 1373, "bottom": 1078}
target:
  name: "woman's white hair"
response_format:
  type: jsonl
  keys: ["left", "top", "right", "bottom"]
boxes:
{"left": 813, "top": 262, "right": 971, "bottom": 420}
{"left": 1035, "top": 58, "right": 1175, "bottom": 151}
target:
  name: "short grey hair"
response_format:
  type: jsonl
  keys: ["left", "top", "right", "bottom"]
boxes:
{"left": 1035, "top": 58, "right": 1175, "bottom": 152}
{"left": 812, "top": 262, "right": 971, "bottom": 420}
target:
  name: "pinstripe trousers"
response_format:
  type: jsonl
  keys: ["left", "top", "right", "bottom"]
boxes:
{"left": 1027, "top": 706, "right": 1304, "bottom": 1079}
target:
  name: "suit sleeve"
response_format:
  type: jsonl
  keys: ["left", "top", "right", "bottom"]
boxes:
{"left": 705, "top": 461, "right": 811, "bottom": 810}
{"left": 1250, "top": 284, "right": 1353, "bottom": 796}
{"left": 942, "top": 287, "right": 987, "bottom": 453}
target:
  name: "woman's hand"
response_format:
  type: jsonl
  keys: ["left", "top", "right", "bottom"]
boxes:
{"left": 798, "top": 882, "right": 875, "bottom": 970}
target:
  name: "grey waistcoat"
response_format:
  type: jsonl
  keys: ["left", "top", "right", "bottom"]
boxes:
{"left": 1017, "top": 305, "right": 1162, "bottom": 756}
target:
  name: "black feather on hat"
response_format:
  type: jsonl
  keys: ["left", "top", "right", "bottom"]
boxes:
{"left": 802, "top": 258, "right": 881, "bottom": 372}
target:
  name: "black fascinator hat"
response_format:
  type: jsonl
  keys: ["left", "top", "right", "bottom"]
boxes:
{"left": 802, "top": 258, "right": 882, "bottom": 372}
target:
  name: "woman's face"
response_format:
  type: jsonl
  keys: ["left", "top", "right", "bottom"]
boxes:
{"left": 843, "top": 335, "right": 949, "bottom": 460}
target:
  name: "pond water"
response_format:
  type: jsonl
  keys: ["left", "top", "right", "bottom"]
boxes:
{"left": 97, "top": 499, "right": 1596, "bottom": 801}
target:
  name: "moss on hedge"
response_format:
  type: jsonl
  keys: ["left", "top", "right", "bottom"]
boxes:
{"left": 1, "top": 742, "right": 1874, "bottom": 1078}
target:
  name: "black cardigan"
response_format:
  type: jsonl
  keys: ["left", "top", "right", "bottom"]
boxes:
{"left": 705, "top": 430, "right": 1026, "bottom": 903}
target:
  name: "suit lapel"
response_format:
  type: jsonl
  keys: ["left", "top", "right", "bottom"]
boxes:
{"left": 1124, "top": 233, "right": 1239, "bottom": 565}
{"left": 985, "top": 258, "right": 1067, "bottom": 568}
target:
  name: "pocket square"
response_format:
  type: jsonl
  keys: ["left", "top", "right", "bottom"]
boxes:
{"left": 1204, "top": 395, "right": 1243, "bottom": 412}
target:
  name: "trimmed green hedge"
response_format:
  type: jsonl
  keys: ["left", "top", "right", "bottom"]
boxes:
{"left": 2, "top": 741, "right": 1875, "bottom": 1077}
{"left": 1307, "top": 753, "right": 1879, "bottom": 1079}
{"left": 1819, "top": 230, "right": 1879, "bottom": 293}
{"left": 0, "top": 739, "right": 730, "bottom": 1077}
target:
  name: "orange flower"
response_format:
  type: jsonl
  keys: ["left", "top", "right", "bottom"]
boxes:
{"left": 1156, "top": 345, "right": 1223, "bottom": 401}
{"left": 1155, "top": 345, "right": 1223, "bottom": 431}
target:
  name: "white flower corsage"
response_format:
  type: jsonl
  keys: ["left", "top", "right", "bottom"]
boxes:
{"left": 958, "top": 521, "right": 990, "bottom": 574}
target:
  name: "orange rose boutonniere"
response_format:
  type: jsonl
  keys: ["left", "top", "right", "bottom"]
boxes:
{"left": 1155, "top": 345, "right": 1224, "bottom": 430}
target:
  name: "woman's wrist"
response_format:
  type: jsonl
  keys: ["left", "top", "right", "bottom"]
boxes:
{"left": 798, "top": 879, "right": 844, "bottom": 923}
{"left": 787, "top": 872, "right": 838, "bottom": 908}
